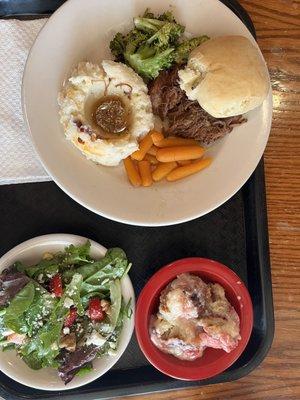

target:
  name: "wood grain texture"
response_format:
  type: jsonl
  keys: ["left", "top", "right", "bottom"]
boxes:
{"left": 119, "top": 1, "right": 300, "bottom": 399}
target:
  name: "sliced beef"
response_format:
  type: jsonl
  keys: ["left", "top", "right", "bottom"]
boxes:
{"left": 58, "top": 345, "right": 98, "bottom": 384}
{"left": 0, "top": 267, "right": 30, "bottom": 307}
{"left": 167, "top": 101, "right": 247, "bottom": 145}
{"left": 149, "top": 66, "right": 185, "bottom": 120}
{"left": 149, "top": 66, "right": 246, "bottom": 145}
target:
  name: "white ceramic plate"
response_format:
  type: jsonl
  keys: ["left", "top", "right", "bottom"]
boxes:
{"left": 0, "top": 234, "right": 135, "bottom": 391}
{"left": 22, "top": 0, "right": 272, "bottom": 226}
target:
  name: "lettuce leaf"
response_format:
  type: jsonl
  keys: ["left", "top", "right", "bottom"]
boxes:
{"left": 97, "top": 298, "right": 132, "bottom": 356}
{"left": 2, "top": 280, "right": 57, "bottom": 337}
{"left": 24, "top": 242, "right": 92, "bottom": 280}
{"left": 62, "top": 242, "right": 92, "bottom": 266}
{"left": 79, "top": 248, "right": 130, "bottom": 297}
{"left": 4, "top": 282, "right": 35, "bottom": 333}
{"left": 63, "top": 248, "right": 129, "bottom": 283}
{"left": 75, "top": 363, "right": 93, "bottom": 377}
{"left": 0, "top": 268, "right": 30, "bottom": 307}
{"left": 20, "top": 273, "right": 83, "bottom": 369}
{"left": 108, "top": 280, "right": 122, "bottom": 330}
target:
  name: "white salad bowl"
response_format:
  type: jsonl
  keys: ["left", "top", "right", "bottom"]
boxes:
{"left": 0, "top": 234, "right": 135, "bottom": 391}
{"left": 22, "top": 0, "right": 272, "bottom": 226}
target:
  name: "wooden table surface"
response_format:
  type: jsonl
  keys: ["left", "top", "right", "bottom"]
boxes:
{"left": 120, "top": 1, "right": 300, "bottom": 399}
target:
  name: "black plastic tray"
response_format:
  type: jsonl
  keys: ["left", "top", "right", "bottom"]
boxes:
{"left": 0, "top": 1, "right": 274, "bottom": 399}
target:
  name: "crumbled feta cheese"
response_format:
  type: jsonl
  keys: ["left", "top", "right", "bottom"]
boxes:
{"left": 75, "top": 323, "right": 84, "bottom": 334}
{"left": 108, "top": 348, "right": 117, "bottom": 356}
{"left": 51, "top": 342, "right": 58, "bottom": 351}
{"left": 37, "top": 274, "right": 44, "bottom": 283}
{"left": 97, "top": 322, "right": 112, "bottom": 334}
{"left": 86, "top": 330, "right": 107, "bottom": 347}
{"left": 100, "top": 299, "right": 110, "bottom": 313}
{"left": 75, "top": 321, "right": 84, "bottom": 334}
{"left": 63, "top": 327, "right": 70, "bottom": 335}
{"left": 64, "top": 297, "right": 74, "bottom": 308}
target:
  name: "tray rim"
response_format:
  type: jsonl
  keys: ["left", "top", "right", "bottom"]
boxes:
{"left": 0, "top": 0, "right": 274, "bottom": 398}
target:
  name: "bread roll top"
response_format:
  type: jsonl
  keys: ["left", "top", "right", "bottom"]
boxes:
{"left": 178, "top": 35, "right": 270, "bottom": 118}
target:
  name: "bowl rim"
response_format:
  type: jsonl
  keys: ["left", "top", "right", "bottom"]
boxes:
{"left": 135, "top": 257, "right": 253, "bottom": 381}
{"left": 0, "top": 233, "right": 135, "bottom": 391}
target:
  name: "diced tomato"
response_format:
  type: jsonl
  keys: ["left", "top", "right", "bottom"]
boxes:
{"left": 88, "top": 297, "right": 105, "bottom": 321}
{"left": 50, "top": 274, "right": 63, "bottom": 297}
{"left": 64, "top": 306, "right": 77, "bottom": 327}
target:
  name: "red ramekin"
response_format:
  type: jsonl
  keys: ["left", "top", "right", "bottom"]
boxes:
{"left": 135, "top": 258, "right": 253, "bottom": 380}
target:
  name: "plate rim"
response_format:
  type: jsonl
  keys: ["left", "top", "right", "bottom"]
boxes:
{"left": 22, "top": 0, "right": 273, "bottom": 227}
{"left": 0, "top": 233, "right": 135, "bottom": 391}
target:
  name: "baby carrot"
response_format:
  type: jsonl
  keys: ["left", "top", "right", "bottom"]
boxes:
{"left": 152, "top": 162, "right": 177, "bottom": 182}
{"left": 123, "top": 157, "right": 142, "bottom": 187}
{"left": 156, "top": 146, "right": 205, "bottom": 162}
{"left": 147, "top": 146, "right": 158, "bottom": 156}
{"left": 151, "top": 131, "right": 165, "bottom": 146}
{"left": 177, "top": 160, "right": 192, "bottom": 166}
{"left": 138, "top": 160, "right": 153, "bottom": 187}
{"left": 167, "top": 158, "right": 212, "bottom": 182}
{"left": 144, "top": 154, "right": 159, "bottom": 165}
{"left": 156, "top": 137, "right": 199, "bottom": 148}
{"left": 131, "top": 132, "right": 153, "bottom": 161}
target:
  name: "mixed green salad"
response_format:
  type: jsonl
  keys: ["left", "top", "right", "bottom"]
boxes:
{"left": 0, "top": 242, "right": 132, "bottom": 384}
{"left": 110, "top": 9, "right": 209, "bottom": 80}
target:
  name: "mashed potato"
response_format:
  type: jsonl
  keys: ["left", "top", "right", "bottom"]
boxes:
{"left": 58, "top": 60, "right": 154, "bottom": 166}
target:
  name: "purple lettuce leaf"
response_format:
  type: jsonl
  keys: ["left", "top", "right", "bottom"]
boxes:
{"left": 0, "top": 266, "right": 30, "bottom": 307}
{"left": 58, "top": 345, "right": 98, "bottom": 384}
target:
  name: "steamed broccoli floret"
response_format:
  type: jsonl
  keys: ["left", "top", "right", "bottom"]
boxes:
{"left": 113, "top": 11, "right": 183, "bottom": 79}
{"left": 117, "top": 26, "right": 175, "bottom": 79}
{"left": 124, "top": 47, "right": 174, "bottom": 80}
{"left": 135, "top": 8, "right": 177, "bottom": 32}
{"left": 133, "top": 17, "right": 165, "bottom": 34}
{"left": 109, "top": 9, "right": 208, "bottom": 80}
{"left": 110, "top": 32, "right": 126, "bottom": 61}
{"left": 133, "top": 10, "right": 183, "bottom": 39}
{"left": 158, "top": 10, "right": 176, "bottom": 22}
{"left": 142, "top": 8, "right": 155, "bottom": 19}
{"left": 146, "top": 22, "right": 184, "bottom": 48}
{"left": 142, "top": 8, "right": 175, "bottom": 22}
{"left": 174, "top": 36, "right": 210, "bottom": 64}
{"left": 124, "top": 29, "right": 149, "bottom": 54}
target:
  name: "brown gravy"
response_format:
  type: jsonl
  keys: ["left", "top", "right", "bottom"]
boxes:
{"left": 90, "top": 95, "right": 130, "bottom": 140}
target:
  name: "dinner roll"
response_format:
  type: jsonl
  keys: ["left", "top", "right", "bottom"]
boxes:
{"left": 178, "top": 36, "right": 270, "bottom": 118}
